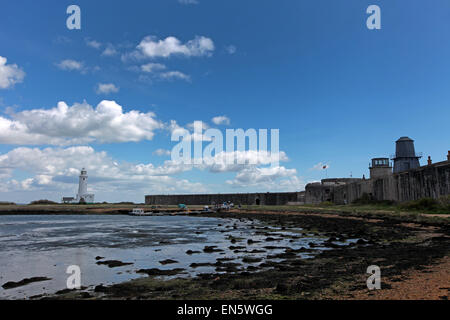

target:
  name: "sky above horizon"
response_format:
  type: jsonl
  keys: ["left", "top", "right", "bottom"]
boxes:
{"left": 1, "top": 0, "right": 449, "bottom": 203}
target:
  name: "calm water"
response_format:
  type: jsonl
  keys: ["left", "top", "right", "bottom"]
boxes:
{"left": 0, "top": 214, "right": 346, "bottom": 299}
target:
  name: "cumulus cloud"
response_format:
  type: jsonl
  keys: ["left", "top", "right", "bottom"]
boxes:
{"left": 168, "top": 120, "right": 212, "bottom": 143}
{"left": 137, "top": 63, "right": 189, "bottom": 82}
{"left": 225, "top": 166, "right": 304, "bottom": 191}
{"left": 96, "top": 83, "right": 120, "bottom": 95}
{"left": 199, "top": 150, "right": 289, "bottom": 173}
{"left": 0, "top": 146, "right": 206, "bottom": 199}
{"left": 0, "top": 100, "right": 163, "bottom": 145}
{"left": 211, "top": 116, "right": 230, "bottom": 125}
{"left": 141, "top": 63, "right": 166, "bottom": 73}
{"left": 178, "top": 0, "right": 199, "bottom": 4}
{"left": 85, "top": 38, "right": 102, "bottom": 49}
{"left": 0, "top": 143, "right": 303, "bottom": 201}
{"left": 153, "top": 149, "right": 171, "bottom": 156}
{"left": 102, "top": 44, "right": 118, "bottom": 57}
{"left": 55, "top": 59, "right": 86, "bottom": 73}
{"left": 225, "top": 45, "right": 237, "bottom": 55}
{"left": 136, "top": 35, "right": 214, "bottom": 59}
{"left": 159, "top": 71, "right": 190, "bottom": 81}
{"left": 0, "top": 56, "right": 25, "bottom": 89}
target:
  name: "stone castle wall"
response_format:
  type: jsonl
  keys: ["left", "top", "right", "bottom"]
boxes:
{"left": 144, "top": 159, "right": 449, "bottom": 206}
{"left": 305, "top": 160, "right": 450, "bottom": 204}
{"left": 145, "top": 192, "right": 305, "bottom": 206}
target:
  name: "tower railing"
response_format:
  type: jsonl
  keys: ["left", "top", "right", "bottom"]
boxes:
{"left": 390, "top": 152, "right": 422, "bottom": 160}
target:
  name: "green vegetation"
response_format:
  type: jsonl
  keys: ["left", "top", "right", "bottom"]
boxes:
{"left": 240, "top": 196, "right": 449, "bottom": 219}
{"left": 398, "top": 196, "right": 450, "bottom": 214}
{"left": 29, "top": 200, "right": 59, "bottom": 205}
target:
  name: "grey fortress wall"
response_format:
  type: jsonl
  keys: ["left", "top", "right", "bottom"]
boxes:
{"left": 305, "top": 160, "right": 450, "bottom": 205}
{"left": 146, "top": 160, "right": 449, "bottom": 206}
{"left": 145, "top": 192, "right": 305, "bottom": 206}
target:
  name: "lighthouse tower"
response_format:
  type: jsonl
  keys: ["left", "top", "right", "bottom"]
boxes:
{"left": 76, "top": 168, "right": 95, "bottom": 203}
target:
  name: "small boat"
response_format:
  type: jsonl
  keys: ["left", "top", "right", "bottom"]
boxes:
{"left": 128, "top": 208, "right": 151, "bottom": 216}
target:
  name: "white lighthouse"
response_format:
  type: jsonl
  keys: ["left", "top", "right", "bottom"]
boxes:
{"left": 76, "top": 168, "right": 95, "bottom": 203}
{"left": 62, "top": 168, "right": 95, "bottom": 204}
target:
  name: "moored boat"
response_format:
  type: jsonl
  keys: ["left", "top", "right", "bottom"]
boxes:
{"left": 128, "top": 208, "right": 151, "bottom": 216}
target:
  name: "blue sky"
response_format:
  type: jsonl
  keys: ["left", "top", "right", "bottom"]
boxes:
{"left": 0, "top": 0, "right": 449, "bottom": 203}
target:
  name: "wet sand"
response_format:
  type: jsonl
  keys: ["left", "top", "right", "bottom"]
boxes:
{"left": 43, "top": 210, "right": 449, "bottom": 300}
{"left": 1, "top": 214, "right": 355, "bottom": 299}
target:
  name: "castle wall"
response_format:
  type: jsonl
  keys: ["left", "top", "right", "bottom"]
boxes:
{"left": 145, "top": 192, "right": 304, "bottom": 206}
{"left": 145, "top": 156, "right": 449, "bottom": 207}
{"left": 394, "top": 161, "right": 450, "bottom": 202}
{"left": 305, "top": 160, "right": 450, "bottom": 204}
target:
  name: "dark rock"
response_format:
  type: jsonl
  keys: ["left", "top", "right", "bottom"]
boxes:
{"left": 203, "top": 246, "right": 224, "bottom": 253}
{"left": 96, "top": 260, "right": 133, "bottom": 268}
{"left": 216, "top": 257, "right": 235, "bottom": 262}
{"left": 79, "top": 292, "right": 92, "bottom": 299}
{"left": 2, "top": 277, "right": 51, "bottom": 290}
{"left": 190, "top": 262, "right": 214, "bottom": 268}
{"left": 159, "top": 259, "right": 178, "bottom": 265}
{"left": 136, "top": 268, "right": 185, "bottom": 276}
{"left": 242, "top": 257, "right": 262, "bottom": 263}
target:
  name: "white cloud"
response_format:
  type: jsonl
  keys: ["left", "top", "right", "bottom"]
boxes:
{"left": 141, "top": 63, "right": 166, "bottom": 73}
{"left": 168, "top": 120, "right": 212, "bottom": 142}
{"left": 0, "top": 144, "right": 303, "bottom": 201}
{"left": 0, "top": 100, "right": 163, "bottom": 145}
{"left": 102, "top": 44, "right": 118, "bottom": 57}
{"left": 96, "top": 83, "right": 120, "bottom": 95}
{"left": 136, "top": 35, "right": 214, "bottom": 59}
{"left": 0, "top": 56, "right": 25, "bottom": 89}
{"left": 85, "top": 38, "right": 102, "bottom": 49}
{"left": 199, "top": 150, "right": 289, "bottom": 173}
{"left": 0, "top": 146, "right": 206, "bottom": 200}
{"left": 153, "top": 149, "right": 171, "bottom": 156}
{"left": 225, "top": 45, "right": 237, "bottom": 55}
{"left": 211, "top": 116, "right": 230, "bottom": 125}
{"left": 178, "top": 0, "right": 199, "bottom": 5}
{"left": 56, "top": 59, "right": 86, "bottom": 73}
{"left": 186, "top": 121, "right": 209, "bottom": 131}
{"left": 225, "top": 166, "right": 304, "bottom": 191}
{"left": 159, "top": 71, "right": 191, "bottom": 81}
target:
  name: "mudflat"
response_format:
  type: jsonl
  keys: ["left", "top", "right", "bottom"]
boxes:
{"left": 47, "top": 209, "right": 449, "bottom": 300}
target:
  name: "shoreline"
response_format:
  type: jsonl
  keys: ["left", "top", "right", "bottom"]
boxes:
{"left": 34, "top": 208, "right": 449, "bottom": 300}
{"left": 0, "top": 204, "right": 184, "bottom": 216}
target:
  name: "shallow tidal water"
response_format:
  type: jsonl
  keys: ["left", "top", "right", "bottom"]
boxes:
{"left": 0, "top": 214, "right": 355, "bottom": 299}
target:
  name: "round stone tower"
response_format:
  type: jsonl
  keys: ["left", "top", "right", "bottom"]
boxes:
{"left": 392, "top": 137, "right": 421, "bottom": 173}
